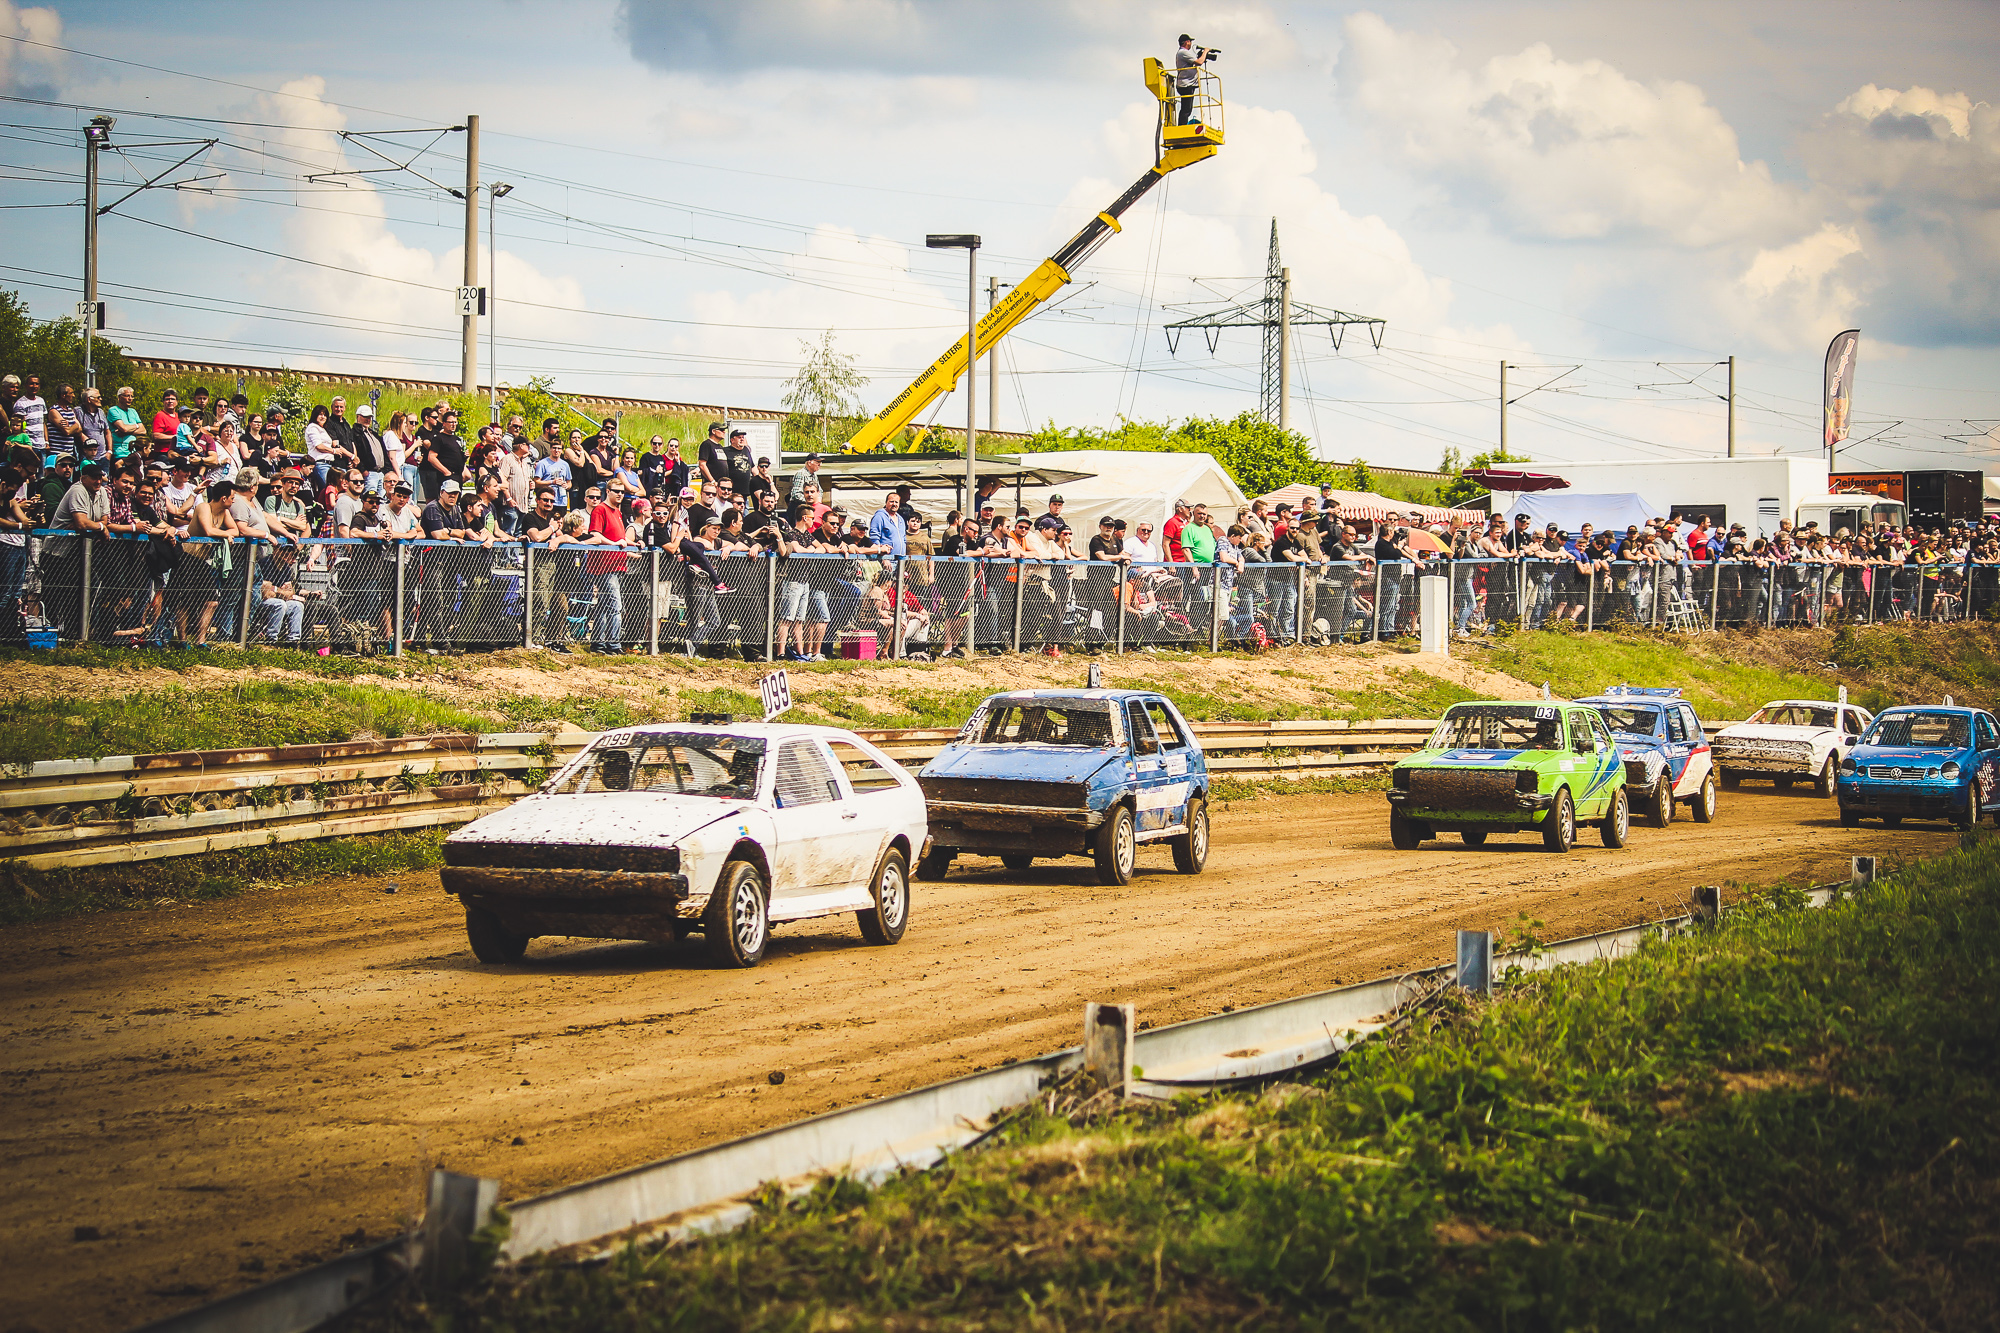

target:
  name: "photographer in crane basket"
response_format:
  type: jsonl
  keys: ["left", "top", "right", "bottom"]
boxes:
{"left": 1175, "top": 35, "right": 1213, "bottom": 126}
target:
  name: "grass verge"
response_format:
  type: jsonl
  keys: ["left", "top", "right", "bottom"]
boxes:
{"left": 0, "top": 828, "right": 445, "bottom": 927}
{"left": 377, "top": 836, "right": 1999, "bottom": 1330}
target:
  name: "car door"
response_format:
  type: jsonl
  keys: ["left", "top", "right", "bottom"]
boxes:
{"left": 824, "top": 739, "right": 915, "bottom": 878}
{"left": 768, "top": 737, "right": 861, "bottom": 899}
{"left": 1677, "top": 703, "right": 1712, "bottom": 794}
{"left": 1143, "top": 700, "right": 1196, "bottom": 832}
{"left": 1569, "top": 710, "right": 1616, "bottom": 815}
{"left": 1124, "top": 699, "right": 1172, "bottom": 832}
{"left": 1662, "top": 704, "right": 1691, "bottom": 789}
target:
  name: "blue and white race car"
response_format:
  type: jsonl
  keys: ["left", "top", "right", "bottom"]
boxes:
{"left": 1836, "top": 704, "right": 2000, "bottom": 830}
{"left": 1578, "top": 686, "right": 1719, "bottom": 827}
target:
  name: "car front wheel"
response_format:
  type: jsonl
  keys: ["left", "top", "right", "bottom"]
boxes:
{"left": 857, "top": 847, "right": 909, "bottom": 945}
{"left": 1172, "top": 798, "right": 1209, "bottom": 873}
{"left": 1839, "top": 806, "right": 1859, "bottom": 827}
{"left": 1692, "top": 770, "right": 1718, "bottom": 823}
{"left": 703, "top": 860, "right": 769, "bottom": 968}
{"left": 1389, "top": 810, "right": 1424, "bottom": 850}
{"left": 1648, "top": 774, "right": 1674, "bottom": 828}
{"left": 1542, "top": 789, "right": 1576, "bottom": 853}
{"left": 464, "top": 905, "right": 530, "bottom": 964}
{"left": 1601, "top": 787, "right": 1630, "bottom": 848}
{"left": 1094, "top": 805, "right": 1136, "bottom": 885}
{"left": 1816, "top": 758, "right": 1837, "bottom": 799}
{"left": 1000, "top": 853, "right": 1034, "bottom": 872}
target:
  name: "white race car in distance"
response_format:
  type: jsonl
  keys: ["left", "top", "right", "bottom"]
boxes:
{"left": 1711, "top": 699, "right": 1873, "bottom": 797}
{"left": 441, "top": 722, "right": 927, "bottom": 967}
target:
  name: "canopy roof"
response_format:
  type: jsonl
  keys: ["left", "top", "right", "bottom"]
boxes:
{"left": 780, "top": 453, "right": 1094, "bottom": 500}
{"left": 1255, "top": 482, "right": 1473, "bottom": 527}
{"left": 1464, "top": 467, "right": 1569, "bottom": 492}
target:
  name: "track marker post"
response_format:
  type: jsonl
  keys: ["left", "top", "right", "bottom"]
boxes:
{"left": 1852, "top": 855, "right": 1878, "bottom": 889}
{"left": 1692, "top": 884, "right": 1722, "bottom": 922}
{"left": 420, "top": 1169, "right": 501, "bottom": 1295}
{"left": 1082, "top": 1002, "right": 1134, "bottom": 1096}
{"left": 1455, "top": 929, "right": 1492, "bottom": 995}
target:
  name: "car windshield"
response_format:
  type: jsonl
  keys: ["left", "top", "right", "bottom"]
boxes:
{"left": 1748, "top": 704, "right": 1837, "bottom": 729}
{"left": 1863, "top": 712, "right": 1969, "bottom": 749}
{"left": 1430, "top": 705, "right": 1564, "bottom": 751}
{"left": 551, "top": 732, "right": 767, "bottom": 799}
{"left": 1596, "top": 705, "right": 1661, "bottom": 736}
{"left": 976, "top": 701, "right": 1117, "bottom": 747}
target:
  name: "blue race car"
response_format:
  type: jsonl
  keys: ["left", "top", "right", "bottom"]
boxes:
{"left": 1578, "top": 686, "right": 1719, "bottom": 828}
{"left": 916, "top": 689, "right": 1210, "bottom": 885}
{"left": 1836, "top": 704, "right": 2000, "bottom": 829}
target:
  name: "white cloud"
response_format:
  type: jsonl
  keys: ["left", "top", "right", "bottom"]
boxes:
{"left": 1337, "top": 11, "right": 1800, "bottom": 248}
{"left": 0, "top": 1, "right": 63, "bottom": 96}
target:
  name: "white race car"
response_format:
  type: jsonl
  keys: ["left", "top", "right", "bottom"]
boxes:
{"left": 1711, "top": 699, "right": 1873, "bottom": 797}
{"left": 441, "top": 721, "right": 927, "bottom": 967}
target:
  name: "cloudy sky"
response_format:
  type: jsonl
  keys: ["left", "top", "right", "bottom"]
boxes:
{"left": 2, "top": 0, "right": 1996, "bottom": 472}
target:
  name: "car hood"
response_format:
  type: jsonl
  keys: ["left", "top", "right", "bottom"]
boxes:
{"left": 1852, "top": 748, "right": 1965, "bottom": 765}
{"left": 448, "top": 791, "right": 750, "bottom": 848}
{"left": 1716, "top": 723, "right": 1832, "bottom": 741}
{"left": 920, "top": 745, "right": 1123, "bottom": 784}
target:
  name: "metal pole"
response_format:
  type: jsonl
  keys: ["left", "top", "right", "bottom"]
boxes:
{"left": 83, "top": 119, "right": 106, "bottom": 392}
{"left": 1293, "top": 563, "right": 1304, "bottom": 644}
{"left": 1585, "top": 566, "right": 1595, "bottom": 633}
{"left": 486, "top": 184, "right": 501, "bottom": 423}
{"left": 79, "top": 537, "right": 91, "bottom": 643}
{"left": 763, "top": 554, "right": 776, "bottom": 662}
{"left": 461, "top": 114, "right": 479, "bottom": 395}
{"left": 1010, "top": 558, "right": 1023, "bottom": 653}
{"left": 651, "top": 549, "right": 663, "bottom": 656}
{"left": 965, "top": 248, "right": 978, "bottom": 512}
{"left": 1115, "top": 565, "right": 1126, "bottom": 654}
{"left": 1709, "top": 559, "right": 1722, "bottom": 630}
{"left": 238, "top": 544, "right": 256, "bottom": 648}
{"left": 1209, "top": 562, "right": 1223, "bottom": 652}
{"left": 1499, "top": 361, "right": 1508, "bottom": 455}
{"left": 521, "top": 543, "right": 534, "bottom": 649}
{"left": 1726, "top": 355, "right": 1736, "bottom": 458}
{"left": 987, "top": 276, "right": 999, "bottom": 435}
{"left": 1372, "top": 563, "right": 1384, "bottom": 641}
{"left": 892, "top": 557, "right": 906, "bottom": 659}
{"left": 393, "top": 543, "right": 406, "bottom": 657}
{"left": 1278, "top": 267, "right": 1292, "bottom": 433}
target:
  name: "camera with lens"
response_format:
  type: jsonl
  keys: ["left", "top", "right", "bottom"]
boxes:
{"left": 1200, "top": 46, "right": 1221, "bottom": 61}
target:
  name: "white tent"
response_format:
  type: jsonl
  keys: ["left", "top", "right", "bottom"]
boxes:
{"left": 1506, "top": 491, "right": 1662, "bottom": 535}
{"left": 996, "top": 449, "right": 1249, "bottom": 537}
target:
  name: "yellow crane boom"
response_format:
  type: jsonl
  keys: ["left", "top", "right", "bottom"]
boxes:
{"left": 843, "top": 57, "right": 1224, "bottom": 454}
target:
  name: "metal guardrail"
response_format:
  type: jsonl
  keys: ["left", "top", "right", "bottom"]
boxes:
{"left": 130, "top": 870, "right": 1867, "bottom": 1333}
{"left": 1, "top": 719, "right": 1437, "bottom": 871}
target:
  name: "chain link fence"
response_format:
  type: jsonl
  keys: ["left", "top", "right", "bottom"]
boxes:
{"left": 20, "top": 536, "right": 1997, "bottom": 653}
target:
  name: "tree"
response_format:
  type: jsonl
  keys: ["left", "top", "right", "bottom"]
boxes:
{"left": 780, "top": 330, "right": 869, "bottom": 452}
{"left": 1015, "top": 411, "right": 1338, "bottom": 499}
{"left": 0, "top": 289, "right": 139, "bottom": 405}
{"left": 1439, "top": 446, "right": 1532, "bottom": 507}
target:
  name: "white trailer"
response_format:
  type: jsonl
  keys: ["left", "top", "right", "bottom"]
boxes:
{"left": 1487, "top": 456, "right": 1902, "bottom": 538}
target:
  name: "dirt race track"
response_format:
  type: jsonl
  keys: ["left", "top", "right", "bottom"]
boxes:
{"left": 1, "top": 786, "right": 1948, "bottom": 1333}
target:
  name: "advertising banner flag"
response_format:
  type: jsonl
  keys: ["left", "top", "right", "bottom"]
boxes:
{"left": 1823, "top": 329, "right": 1860, "bottom": 456}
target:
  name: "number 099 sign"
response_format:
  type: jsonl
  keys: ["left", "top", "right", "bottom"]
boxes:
{"left": 759, "top": 670, "right": 793, "bottom": 722}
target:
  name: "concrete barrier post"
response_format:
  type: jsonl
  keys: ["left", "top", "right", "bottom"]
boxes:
{"left": 1852, "top": 855, "right": 1878, "bottom": 888}
{"left": 1455, "top": 929, "right": 1492, "bottom": 995}
{"left": 420, "top": 1168, "right": 501, "bottom": 1294}
{"left": 1418, "top": 574, "right": 1448, "bottom": 655}
{"left": 1693, "top": 884, "right": 1722, "bottom": 921}
{"left": 1082, "top": 1002, "right": 1134, "bottom": 1096}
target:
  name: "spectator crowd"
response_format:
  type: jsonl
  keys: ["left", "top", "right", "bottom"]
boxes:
{"left": 4, "top": 372, "right": 1996, "bottom": 658}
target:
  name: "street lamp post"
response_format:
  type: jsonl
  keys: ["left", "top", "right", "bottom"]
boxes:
{"left": 82, "top": 115, "right": 113, "bottom": 391}
{"left": 926, "top": 234, "right": 981, "bottom": 512}
{"left": 487, "top": 182, "right": 512, "bottom": 424}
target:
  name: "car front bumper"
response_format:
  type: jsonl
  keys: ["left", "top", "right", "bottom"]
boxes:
{"left": 1837, "top": 778, "right": 1967, "bottom": 820}
{"left": 925, "top": 797, "right": 1110, "bottom": 856}
{"left": 1387, "top": 789, "right": 1555, "bottom": 825}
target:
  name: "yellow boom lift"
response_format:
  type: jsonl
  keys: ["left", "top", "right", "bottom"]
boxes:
{"left": 842, "top": 57, "right": 1225, "bottom": 454}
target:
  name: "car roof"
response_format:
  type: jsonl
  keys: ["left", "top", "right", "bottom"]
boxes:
{"left": 986, "top": 689, "right": 1166, "bottom": 704}
{"left": 1449, "top": 698, "right": 1591, "bottom": 710}
{"left": 1875, "top": 704, "right": 1985, "bottom": 716}
{"left": 595, "top": 721, "right": 873, "bottom": 745}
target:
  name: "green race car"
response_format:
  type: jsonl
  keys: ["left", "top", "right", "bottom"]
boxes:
{"left": 1386, "top": 700, "right": 1631, "bottom": 853}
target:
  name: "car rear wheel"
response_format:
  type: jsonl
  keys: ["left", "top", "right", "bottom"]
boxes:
{"left": 1389, "top": 810, "right": 1424, "bottom": 850}
{"left": 857, "top": 847, "right": 909, "bottom": 945}
{"left": 1542, "top": 789, "right": 1575, "bottom": 853}
{"left": 1094, "top": 805, "right": 1136, "bottom": 885}
{"left": 1171, "top": 798, "right": 1209, "bottom": 874}
{"left": 1815, "top": 758, "right": 1837, "bottom": 798}
{"left": 703, "top": 860, "right": 769, "bottom": 968}
{"left": 1461, "top": 829, "right": 1488, "bottom": 847}
{"left": 1648, "top": 775, "right": 1674, "bottom": 828}
{"left": 1692, "top": 770, "right": 1718, "bottom": 823}
{"left": 915, "top": 846, "right": 954, "bottom": 881}
{"left": 1601, "top": 787, "right": 1630, "bottom": 848}
{"left": 464, "top": 905, "right": 529, "bottom": 964}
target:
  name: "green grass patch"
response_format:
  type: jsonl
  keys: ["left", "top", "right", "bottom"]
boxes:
{"left": 1482, "top": 627, "right": 1834, "bottom": 719}
{"left": 385, "top": 836, "right": 2000, "bottom": 1331}
{"left": 0, "top": 828, "right": 445, "bottom": 926}
{"left": 0, "top": 680, "right": 496, "bottom": 765}
{"left": 1211, "top": 771, "right": 1388, "bottom": 802}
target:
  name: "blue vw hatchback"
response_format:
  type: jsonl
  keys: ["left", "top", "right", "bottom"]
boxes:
{"left": 916, "top": 689, "right": 1209, "bottom": 885}
{"left": 1836, "top": 704, "right": 2000, "bottom": 829}
{"left": 1578, "top": 686, "right": 1720, "bottom": 828}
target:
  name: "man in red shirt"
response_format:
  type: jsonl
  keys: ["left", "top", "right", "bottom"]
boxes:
{"left": 585, "top": 481, "right": 634, "bottom": 653}
{"left": 150, "top": 389, "right": 184, "bottom": 451}
{"left": 1162, "top": 498, "right": 1192, "bottom": 562}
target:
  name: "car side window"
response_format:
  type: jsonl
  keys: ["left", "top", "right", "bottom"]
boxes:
{"left": 1570, "top": 714, "right": 1593, "bottom": 755}
{"left": 1681, "top": 705, "right": 1702, "bottom": 740}
{"left": 1978, "top": 714, "right": 1998, "bottom": 750}
{"left": 825, "top": 740, "right": 903, "bottom": 794}
{"left": 1144, "top": 702, "right": 1186, "bottom": 749}
{"left": 773, "top": 739, "right": 840, "bottom": 808}
{"left": 1127, "top": 701, "right": 1159, "bottom": 756}
{"left": 1666, "top": 708, "right": 1687, "bottom": 743}
{"left": 1591, "top": 714, "right": 1613, "bottom": 751}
